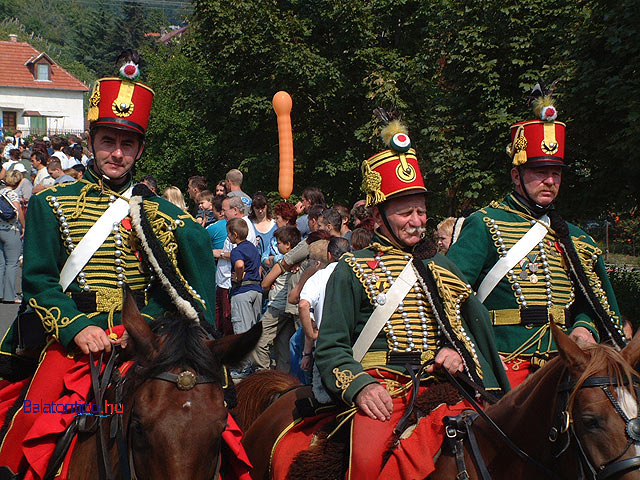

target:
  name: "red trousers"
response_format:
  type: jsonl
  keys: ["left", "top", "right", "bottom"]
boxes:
{"left": 504, "top": 359, "right": 533, "bottom": 389}
{"left": 0, "top": 326, "right": 252, "bottom": 480}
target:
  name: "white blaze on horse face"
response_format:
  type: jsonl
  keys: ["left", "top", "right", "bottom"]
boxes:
{"left": 182, "top": 401, "right": 192, "bottom": 409}
{"left": 616, "top": 387, "right": 640, "bottom": 454}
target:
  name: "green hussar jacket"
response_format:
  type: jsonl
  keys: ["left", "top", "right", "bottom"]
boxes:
{"left": 0, "top": 167, "right": 216, "bottom": 367}
{"left": 315, "top": 234, "right": 510, "bottom": 406}
{"left": 447, "top": 193, "right": 624, "bottom": 362}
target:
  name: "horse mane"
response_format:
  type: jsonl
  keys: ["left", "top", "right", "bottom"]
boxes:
{"left": 234, "top": 370, "right": 300, "bottom": 430}
{"left": 133, "top": 312, "right": 223, "bottom": 384}
{"left": 567, "top": 342, "right": 638, "bottom": 412}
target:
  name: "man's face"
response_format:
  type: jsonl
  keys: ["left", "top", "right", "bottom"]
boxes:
{"left": 221, "top": 199, "right": 241, "bottom": 221}
{"left": 512, "top": 166, "right": 562, "bottom": 207}
{"left": 48, "top": 167, "right": 61, "bottom": 179}
{"left": 317, "top": 216, "right": 328, "bottom": 232}
{"left": 373, "top": 195, "right": 427, "bottom": 248}
{"left": 187, "top": 182, "right": 199, "bottom": 200}
{"left": 91, "top": 127, "right": 143, "bottom": 180}
{"left": 308, "top": 216, "right": 319, "bottom": 233}
{"left": 30, "top": 155, "right": 38, "bottom": 168}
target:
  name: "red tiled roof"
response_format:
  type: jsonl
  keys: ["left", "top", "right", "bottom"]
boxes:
{"left": 0, "top": 40, "right": 88, "bottom": 91}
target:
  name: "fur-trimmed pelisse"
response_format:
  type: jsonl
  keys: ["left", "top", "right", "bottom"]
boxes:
{"left": 128, "top": 185, "right": 204, "bottom": 324}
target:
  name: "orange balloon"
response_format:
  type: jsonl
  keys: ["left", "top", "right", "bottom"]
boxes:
{"left": 273, "top": 91, "right": 294, "bottom": 199}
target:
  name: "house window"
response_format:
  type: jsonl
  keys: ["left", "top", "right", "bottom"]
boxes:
{"left": 36, "top": 63, "right": 49, "bottom": 81}
{"left": 30, "top": 116, "right": 46, "bottom": 135}
{"left": 2, "top": 112, "right": 16, "bottom": 132}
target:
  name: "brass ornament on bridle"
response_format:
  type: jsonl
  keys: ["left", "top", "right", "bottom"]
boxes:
{"left": 176, "top": 370, "right": 198, "bottom": 391}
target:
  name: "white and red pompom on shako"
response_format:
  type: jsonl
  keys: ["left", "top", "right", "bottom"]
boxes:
{"left": 119, "top": 61, "right": 140, "bottom": 81}
{"left": 540, "top": 105, "right": 557, "bottom": 122}
{"left": 390, "top": 132, "right": 411, "bottom": 153}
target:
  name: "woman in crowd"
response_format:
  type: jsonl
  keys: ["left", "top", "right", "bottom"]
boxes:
{"left": 262, "top": 201, "right": 298, "bottom": 270}
{"left": 0, "top": 171, "right": 25, "bottom": 303}
{"left": 162, "top": 186, "right": 188, "bottom": 212}
{"left": 250, "top": 191, "right": 276, "bottom": 259}
{"left": 215, "top": 180, "right": 228, "bottom": 196}
{"left": 11, "top": 165, "right": 33, "bottom": 216}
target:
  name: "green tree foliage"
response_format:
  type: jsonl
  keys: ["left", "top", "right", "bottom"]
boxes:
{"left": 562, "top": 0, "right": 640, "bottom": 221}
{"left": 144, "top": 0, "right": 639, "bottom": 222}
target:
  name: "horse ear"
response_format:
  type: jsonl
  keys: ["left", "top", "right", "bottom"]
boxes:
{"left": 121, "top": 283, "right": 156, "bottom": 360}
{"left": 622, "top": 330, "right": 640, "bottom": 370}
{"left": 551, "top": 317, "right": 589, "bottom": 371}
{"left": 207, "top": 321, "right": 262, "bottom": 366}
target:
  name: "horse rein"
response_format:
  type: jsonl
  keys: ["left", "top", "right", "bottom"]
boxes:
{"left": 442, "top": 367, "right": 560, "bottom": 479}
{"left": 444, "top": 367, "right": 640, "bottom": 480}
{"left": 556, "top": 374, "right": 640, "bottom": 479}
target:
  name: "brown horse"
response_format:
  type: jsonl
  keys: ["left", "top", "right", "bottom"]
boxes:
{"left": 238, "top": 324, "right": 640, "bottom": 479}
{"left": 432, "top": 322, "right": 640, "bottom": 479}
{"left": 65, "top": 287, "right": 261, "bottom": 479}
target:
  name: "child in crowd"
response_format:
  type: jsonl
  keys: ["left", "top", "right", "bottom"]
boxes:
{"left": 196, "top": 190, "right": 216, "bottom": 227}
{"left": 252, "top": 225, "right": 301, "bottom": 371}
{"left": 228, "top": 218, "right": 263, "bottom": 332}
{"left": 228, "top": 218, "right": 262, "bottom": 378}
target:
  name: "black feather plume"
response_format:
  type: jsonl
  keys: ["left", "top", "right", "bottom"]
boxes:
{"left": 115, "top": 49, "right": 140, "bottom": 68}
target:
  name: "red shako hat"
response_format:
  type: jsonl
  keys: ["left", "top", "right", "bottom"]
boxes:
{"left": 362, "top": 109, "right": 427, "bottom": 207}
{"left": 87, "top": 60, "right": 154, "bottom": 136}
{"left": 507, "top": 80, "right": 566, "bottom": 168}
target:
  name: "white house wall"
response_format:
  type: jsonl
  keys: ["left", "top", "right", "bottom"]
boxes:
{"left": 0, "top": 86, "right": 84, "bottom": 133}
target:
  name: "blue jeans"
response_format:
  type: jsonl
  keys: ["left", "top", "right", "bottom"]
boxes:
{"left": 289, "top": 327, "right": 311, "bottom": 384}
{"left": 0, "top": 226, "right": 21, "bottom": 301}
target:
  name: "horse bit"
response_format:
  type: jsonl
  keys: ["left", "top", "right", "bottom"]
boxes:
{"left": 443, "top": 369, "right": 640, "bottom": 480}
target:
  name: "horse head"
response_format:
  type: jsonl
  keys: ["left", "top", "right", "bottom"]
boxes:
{"left": 552, "top": 321, "right": 640, "bottom": 479}
{"left": 120, "top": 285, "right": 261, "bottom": 479}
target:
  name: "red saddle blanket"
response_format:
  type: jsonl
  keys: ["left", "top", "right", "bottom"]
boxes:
{"left": 271, "top": 369, "right": 473, "bottom": 480}
{"left": 0, "top": 325, "right": 252, "bottom": 480}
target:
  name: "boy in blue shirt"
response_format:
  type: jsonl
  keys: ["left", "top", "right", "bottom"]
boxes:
{"left": 228, "top": 218, "right": 263, "bottom": 338}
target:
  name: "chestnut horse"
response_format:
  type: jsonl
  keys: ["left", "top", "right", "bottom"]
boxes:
{"left": 238, "top": 324, "right": 640, "bottom": 479}
{"left": 65, "top": 287, "right": 262, "bottom": 479}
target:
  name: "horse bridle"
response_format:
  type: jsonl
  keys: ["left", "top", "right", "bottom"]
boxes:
{"left": 555, "top": 373, "right": 640, "bottom": 479}
{"left": 443, "top": 367, "right": 640, "bottom": 480}
{"left": 87, "top": 349, "right": 223, "bottom": 480}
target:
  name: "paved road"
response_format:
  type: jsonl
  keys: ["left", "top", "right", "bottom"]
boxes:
{"left": 0, "top": 267, "right": 21, "bottom": 339}
{"left": 0, "top": 302, "right": 19, "bottom": 339}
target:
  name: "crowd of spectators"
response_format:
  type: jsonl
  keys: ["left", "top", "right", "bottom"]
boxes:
{"left": 0, "top": 133, "right": 91, "bottom": 304}
{"left": 0, "top": 132, "right": 379, "bottom": 382}
{"left": 172, "top": 169, "right": 380, "bottom": 380}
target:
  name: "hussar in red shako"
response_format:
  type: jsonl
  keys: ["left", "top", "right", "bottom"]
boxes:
{"left": 0, "top": 51, "right": 253, "bottom": 479}
{"left": 270, "top": 111, "right": 510, "bottom": 479}
{"left": 448, "top": 81, "right": 626, "bottom": 388}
